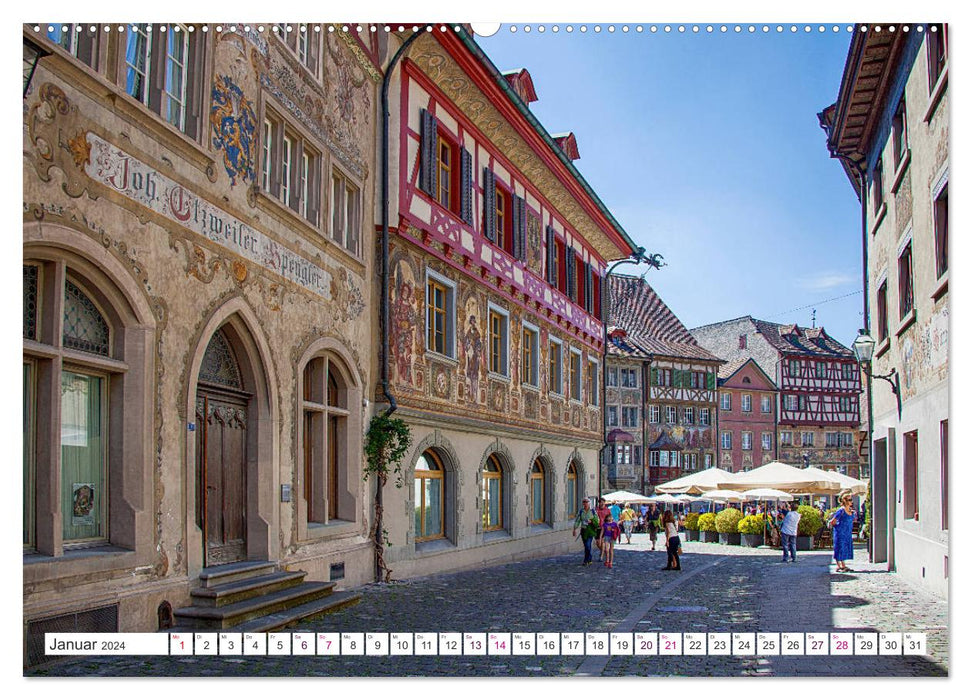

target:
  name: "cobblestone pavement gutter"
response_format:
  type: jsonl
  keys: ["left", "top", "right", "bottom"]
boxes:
{"left": 28, "top": 537, "right": 948, "bottom": 677}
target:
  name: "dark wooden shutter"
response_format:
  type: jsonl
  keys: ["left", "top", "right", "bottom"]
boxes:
{"left": 460, "top": 147, "right": 473, "bottom": 225}
{"left": 183, "top": 30, "right": 205, "bottom": 141}
{"left": 651, "top": 367, "right": 659, "bottom": 386}
{"left": 510, "top": 196, "right": 521, "bottom": 259}
{"left": 566, "top": 245, "right": 576, "bottom": 300}
{"left": 584, "top": 263, "right": 594, "bottom": 313}
{"left": 419, "top": 108, "right": 438, "bottom": 196}
{"left": 634, "top": 445, "right": 641, "bottom": 466}
{"left": 545, "top": 226, "right": 556, "bottom": 284}
{"left": 482, "top": 167, "right": 496, "bottom": 241}
{"left": 516, "top": 197, "right": 527, "bottom": 261}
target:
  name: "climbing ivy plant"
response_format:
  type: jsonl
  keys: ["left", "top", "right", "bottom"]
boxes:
{"left": 364, "top": 414, "right": 412, "bottom": 582}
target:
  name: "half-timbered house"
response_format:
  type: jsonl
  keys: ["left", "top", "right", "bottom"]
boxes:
{"left": 606, "top": 275, "right": 722, "bottom": 492}
{"left": 381, "top": 29, "right": 636, "bottom": 578}
{"left": 692, "top": 317, "right": 863, "bottom": 477}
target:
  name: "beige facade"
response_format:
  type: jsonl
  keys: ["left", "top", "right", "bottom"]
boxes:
{"left": 822, "top": 25, "right": 949, "bottom": 598}
{"left": 23, "top": 23, "right": 381, "bottom": 639}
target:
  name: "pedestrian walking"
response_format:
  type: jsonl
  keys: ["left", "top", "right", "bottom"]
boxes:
{"left": 661, "top": 510, "right": 682, "bottom": 571}
{"left": 595, "top": 498, "right": 610, "bottom": 561}
{"left": 829, "top": 493, "right": 856, "bottom": 572}
{"left": 646, "top": 503, "right": 660, "bottom": 551}
{"left": 609, "top": 501, "right": 621, "bottom": 523}
{"left": 780, "top": 504, "right": 801, "bottom": 563}
{"left": 619, "top": 503, "right": 636, "bottom": 544}
{"left": 601, "top": 513, "right": 620, "bottom": 568}
{"left": 572, "top": 498, "right": 600, "bottom": 566}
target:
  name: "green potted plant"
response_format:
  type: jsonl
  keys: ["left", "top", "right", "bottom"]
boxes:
{"left": 698, "top": 512, "right": 718, "bottom": 543}
{"left": 684, "top": 512, "right": 700, "bottom": 541}
{"left": 737, "top": 513, "right": 765, "bottom": 547}
{"left": 715, "top": 507, "right": 742, "bottom": 545}
{"left": 797, "top": 505, "right": 823, "bottom": 550}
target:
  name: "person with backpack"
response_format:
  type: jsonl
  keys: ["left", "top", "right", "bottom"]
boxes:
{"left": 572, "top": 497, "right": 600, "bottom": 566}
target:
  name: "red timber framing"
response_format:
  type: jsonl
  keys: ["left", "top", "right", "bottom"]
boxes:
{"left": 778, "top": 355, "right": 861, "bottom": 426}
{"left": 395, "top": 43, "right": 630, "bottom": 352}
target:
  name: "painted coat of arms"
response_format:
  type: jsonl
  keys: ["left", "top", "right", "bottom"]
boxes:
{"left": 210, "top": 75, "right": 258, "bottom": 185}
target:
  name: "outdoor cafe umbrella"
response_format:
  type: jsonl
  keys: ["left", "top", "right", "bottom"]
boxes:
{"left": 716, "top": 461, "right": 841, "bottom": 493}
{"left": 741, "top": 488, "right": 794, "bottom": 543}
{"left": 654, "top": 467, "right": 739, "bottom": 495}
{"left": 796, "top": 467, "right": 868, "bottom": 496}
{"left": 696, "top": 489, "right": 746, "bottom": 517}
{"left": 601, "top": 490, "right": 654, "bottom": 504}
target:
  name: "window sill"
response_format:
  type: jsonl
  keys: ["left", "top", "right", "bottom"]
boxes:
{"left": 415, "top": 537, "right": 456, "bottom": 555}
{"left": 875, "top": 337, "right": 891, "bottom": 359}
{"left": 523, "top": 382, "right": 540, "bottom": 392}
{"left": 488, "top": 371, "right": 511, "bottom": 383}
{"left": 426, "top": 350, "right": 458, "bottom": 365}
{"left": 924, "top": 66, "right": 948, "bottom": 123}
{"left": 931, "top": 272, "right": 949, "bottom": 301}
{"left": 891, "top": 150, "right": 911, "bottom": 194}
{"left": 302, "top": 519, "right": 358, "bottom": 542}
{"left": 529, "top": 523, "right": 554, "bottom": 535}
{"left": 24, "top": 544, "right": 132, "bottom": 565}
{"left": 482, "top": 529, "right": 511, "bottom": 543}
{"left": 895, "top": 309, "right": 917, "bottom": 337}
{"left": 869, "top": 203, "right": 887, "bottom": 235}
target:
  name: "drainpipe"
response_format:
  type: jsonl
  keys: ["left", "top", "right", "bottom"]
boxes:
{"left": 374, "top": 30, "right": 421, "bottom": 583}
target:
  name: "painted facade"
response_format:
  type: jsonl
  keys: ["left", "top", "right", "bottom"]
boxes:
{"left": 716, "top": 358, "right": 778, "bottom": 472}
{"left": 381, "top": 30, "right": 636, "bottom": 579}
{"left": 604, "top": 359, "right": 645, "bottom": 492}
{"left": 23, "top": 23, "right": 382, "bottom": 648}
{"left": 691, "top": 317, "right": 863, "bottom": 477}
{"left": 821, "top": 24, "right": 949, "bottom": 598}
{"left": 605, "top": 275, "right": 721, "bottom": 493}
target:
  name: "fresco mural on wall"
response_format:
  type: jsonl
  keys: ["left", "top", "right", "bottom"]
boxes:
{"left": 209, "top": 75, "right": 258, "bottom": 186}
{"left": 462, "top": 299, "right": 484, "bottom": 403}
{"left": 391, "top": 258, "right": 420, "bottom": 385}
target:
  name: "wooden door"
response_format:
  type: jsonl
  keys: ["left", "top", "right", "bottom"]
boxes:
{"left": 196, "top": 391, "right": 248, "bottom": 566}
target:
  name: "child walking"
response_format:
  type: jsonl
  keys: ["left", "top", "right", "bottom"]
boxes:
{"left": 601, "top": 513, "right": 621, "bottom": 568}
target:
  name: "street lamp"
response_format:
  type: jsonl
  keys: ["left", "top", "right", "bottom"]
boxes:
{"left": 23, "top": 35, "right": 51, "bottom": 98}
{"left": 852, "top": 329, "right": 901, "bottom": 419}
{"left": 600, "top": 246, "right": 664, "bottom": 499}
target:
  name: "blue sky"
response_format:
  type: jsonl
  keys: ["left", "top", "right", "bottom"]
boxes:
{"left": 480, "top": 27, "right": 864, "bottom": 346}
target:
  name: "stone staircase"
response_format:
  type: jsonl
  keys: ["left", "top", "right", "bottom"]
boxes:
{"left": 173, "top": 561, "right": 360, "bottom": 632}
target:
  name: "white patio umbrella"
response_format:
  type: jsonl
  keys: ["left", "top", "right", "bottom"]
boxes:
{"left": 701, "top": 489, "right": 746, "bottom": 502}
{"left": 655, "top": 467, "right": 739, "bottom": 495}
{"left": 601, "top": 490, "right": 653, "bottom": 504}
{"left": 716, "top": 461, "right": 841, "bottom": 492}
{"left": 796, "top": 468, "right": 868, "bottom": 496}
{"left": 741, "top": 488, "right": 794, "bottom": 543}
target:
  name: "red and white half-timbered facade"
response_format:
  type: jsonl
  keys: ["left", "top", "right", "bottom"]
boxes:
{"left": 382, "top": 28, "right": 636, "bottom": 578}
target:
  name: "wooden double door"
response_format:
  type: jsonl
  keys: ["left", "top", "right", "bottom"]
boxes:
{"left": 196, "top": 388, "right": 249, "bottom": 566}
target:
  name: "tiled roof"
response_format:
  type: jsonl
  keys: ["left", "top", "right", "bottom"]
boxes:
{"left": 606, "top": 275, "right": 723, "bottom": 363}
{"left": 751, "top": 319, "right": 854, "bottom": 358}
{"left": 717, "top": 357, "right": 750, "bottom": 380}
{"left": 606, "top": 429, "right": 636, "bottom": 443}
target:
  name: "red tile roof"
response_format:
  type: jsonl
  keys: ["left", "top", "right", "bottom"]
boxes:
{"left": 752, "top": 319, "right": 854, "bottom": 358}
{"left": 606, "top": 274, "right": 723, "bottom": 363}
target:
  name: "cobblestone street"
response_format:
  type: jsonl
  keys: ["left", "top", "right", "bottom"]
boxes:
{"left": 30, "top": 535, "right": 948, "bottom": 677}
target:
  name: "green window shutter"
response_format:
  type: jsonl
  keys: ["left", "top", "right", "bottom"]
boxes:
{"left": 651, "top": 367, "right": 658, "bottom": 386}
{"left": 707, "top": 372, "right": 715, "bottom": 390}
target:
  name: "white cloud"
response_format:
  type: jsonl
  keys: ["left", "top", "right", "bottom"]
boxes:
{"left": 796, "top": 271, "right": 858, "bottom": 292}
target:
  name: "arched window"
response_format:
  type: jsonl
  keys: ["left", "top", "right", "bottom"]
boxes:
{"left": 482, "top": 454, "right": 503, "bottom": 531}
{"left": 414, "top": 450, "right": 444, "bottom": 541}
{"left": 530, "top": 460, "right": 546, "bottom": 524}
{"left": 301, "top": 355, "right": 349, "bottom": 524}
{"left": 23, "top": 256, "right": 147, "bottom": 555}
{"left": 567, "top": 462, "right": 579, "bottom": 519}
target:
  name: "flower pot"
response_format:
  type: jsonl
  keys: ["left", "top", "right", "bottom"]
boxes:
{"left": 741, "top": 533, "right": 764, "bottom": 547}
{"left": 718, "top": 532, "right": 741, "bottom": 546}
{"left": 796, "top": 535, "right": 814, "bottom": 551}
{"left": 701, "top": 530, "right": 719, "bottom": 543}
{"left": 686, "top": 529, "right": 700, "bottom": 542}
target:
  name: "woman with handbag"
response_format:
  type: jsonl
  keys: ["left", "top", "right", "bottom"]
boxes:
{"left": 661, "top": 510, "right": 682, "bottom": 571}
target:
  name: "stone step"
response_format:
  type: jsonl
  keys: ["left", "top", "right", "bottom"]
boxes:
{"left": 197, "top": 561, "right": 278, "bottom": 589}
{"left": 189, "top": 571, "right": 308, "bottom": 608}
{"left": 231, "top": 591, "right": 362, "bottom": 633}
{"left": 174, "top": 581, "right": 337, "bottom": 630}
